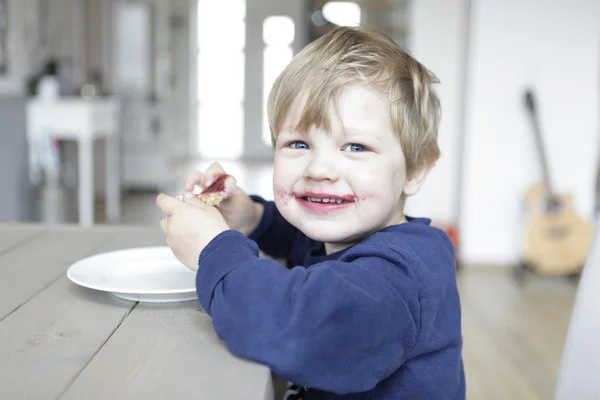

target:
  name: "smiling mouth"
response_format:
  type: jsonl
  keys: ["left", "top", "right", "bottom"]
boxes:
{"left": 294, "top": 194, "right": 355, "bottom": 214}
{"left": 295, "top": 192, "right": 356, "bottom": 206}
{"left": 302, "top": 196, "right": 350, "bottom": 204}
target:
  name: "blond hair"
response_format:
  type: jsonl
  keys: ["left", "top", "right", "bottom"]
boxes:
{"left": 267, "top": 26, "right": 441, "bottom": 177}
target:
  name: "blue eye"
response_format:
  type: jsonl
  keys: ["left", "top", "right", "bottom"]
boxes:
{"left": 346, "top": 143, "right": 366, "bottom": 152}
{"left": 290, "top": 141, "right": 309, "bottom": 150}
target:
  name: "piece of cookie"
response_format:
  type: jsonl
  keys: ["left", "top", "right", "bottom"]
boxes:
{"left": 159, "top": 218, "right": 169, "bottom": 233}
{"left": 160, "top": 174, "right": 237, "bottom": 233}
{"left": 194, "top": 174, "right": 237, "bottom": 206}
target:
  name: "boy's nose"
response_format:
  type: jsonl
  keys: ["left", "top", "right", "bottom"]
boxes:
{"left": 303, "top": 153, "right": 339, "bottom": 182}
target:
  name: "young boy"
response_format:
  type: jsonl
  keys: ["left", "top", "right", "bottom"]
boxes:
{"left": 157, "top": 26, "right": 464, "bottom": 399}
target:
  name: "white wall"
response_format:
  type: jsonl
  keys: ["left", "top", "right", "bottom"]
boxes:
{"left": 405, "top": 0, "right": 470, "bottom": 225}
{"left": 408, "top": 0, "right": 600, "bottom": 265}
{"left": 462, "top": 0, "right": 600, "bottom": 265}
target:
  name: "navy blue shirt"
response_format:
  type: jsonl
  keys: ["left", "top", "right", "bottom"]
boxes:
{"left": 196, "top": 196, "right": 465, "bottom": 399}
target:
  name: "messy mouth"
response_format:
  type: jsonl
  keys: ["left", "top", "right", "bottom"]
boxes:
{"left": 296, "top": 191, "right": 355, "bottom": 201}
{"left": 293, "top": 192, "right": 356, "bottom": 212}
{"left": 301, "top": 196, "right": 352, "bottom": 204}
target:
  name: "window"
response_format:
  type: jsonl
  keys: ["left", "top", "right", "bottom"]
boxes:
{"left": 262, "top": 16, "right": 295, "bottom": 146}
{"left": 322, "top": 2, "right": 361, "bottom": 27}
{"left": 197, "top": 0, "right": 245, "bottom": 159}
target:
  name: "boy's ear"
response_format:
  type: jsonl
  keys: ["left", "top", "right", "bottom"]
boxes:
{"left": 403, "top": 166, "right": 431, "bottom": 197}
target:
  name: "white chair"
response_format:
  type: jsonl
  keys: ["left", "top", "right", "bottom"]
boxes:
{"left": 555, "top": 215, "right": 600, "bottom": 399}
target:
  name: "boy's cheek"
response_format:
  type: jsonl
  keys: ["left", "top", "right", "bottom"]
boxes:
{"left": 275, "top": 158, "right": 305, "bottom": 179}
{"left": 272, "top": 167, "right": 296, "bottom": 192}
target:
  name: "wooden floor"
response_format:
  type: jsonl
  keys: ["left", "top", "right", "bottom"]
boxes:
{"left": 459, "top": 267, "right": 577, "bottom": 400}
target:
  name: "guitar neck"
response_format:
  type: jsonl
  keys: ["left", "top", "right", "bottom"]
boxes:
{"left": 525, "top": 90, "right": 555, "bottom": 199}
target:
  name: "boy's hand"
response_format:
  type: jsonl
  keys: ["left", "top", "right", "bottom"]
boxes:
{"left": 156, "top": 193, "right": 230, "bottom": 272}
{"left": 184, "top": 163, "right": 264, "bottom": 236}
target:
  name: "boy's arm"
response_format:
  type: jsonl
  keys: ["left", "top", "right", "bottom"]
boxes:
{"left": 197, "top": 230, "right": 419, "bottom": 394}
{"left": 247, "top": 195, "right": 315, "bottom": 264}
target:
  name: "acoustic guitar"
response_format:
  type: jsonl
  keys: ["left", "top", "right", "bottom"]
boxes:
{"left": 521, "top": 89, "right": 594, "bottom": 276}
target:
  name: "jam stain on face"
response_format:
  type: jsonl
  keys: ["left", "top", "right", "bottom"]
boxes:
{"left": 275, "top": 188, "right": 291, "bottom": 205}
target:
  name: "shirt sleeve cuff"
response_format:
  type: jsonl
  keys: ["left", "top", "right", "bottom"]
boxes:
{"left": 248, "top": 195, "right": 276, "bottom": 242}
{"left": 196, "top": 230, "right": 260, "bottom": 312}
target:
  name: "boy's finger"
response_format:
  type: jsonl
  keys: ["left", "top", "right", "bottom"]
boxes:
{"left": 184, "top": 170, "right": 205, "bottom": 192}
{"left": 156, "top": 193, "right": 184, "bottom": 215}
{"left": 203, "top": 163, "right": 227, "bottom": 187}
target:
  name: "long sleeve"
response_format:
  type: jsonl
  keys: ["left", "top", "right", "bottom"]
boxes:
{"left": 248, "top": 195, "right": 316, "bottom": 264}
{"left": 196, "top": 230, "right": 419, "bottom": 394}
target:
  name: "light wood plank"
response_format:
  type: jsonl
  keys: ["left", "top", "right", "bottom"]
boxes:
{"left": 0, "top": 277, "right": 135, "bottom": 399}
{"left": 59, "top": 302, "right": 273, "bottom": 400}
{"left": 0, "top": 228, "right": 168, "bottom": 400}
{"left": 459, "top": 268, "right": 577, "bottom": 399}
{"left": 0, "top": 228, "right": 112, "bottom": 321}
{"left": 461, "top": 287, "right": 542, "bottom": 400}
{"left": 487, "top": 276, "right": 572, "bottom": 398}
{"left": 0, "top": 224, "right": 44, "bottom": 255}
{"left": 55, "top": 227, "right": 272, "bottom": 399}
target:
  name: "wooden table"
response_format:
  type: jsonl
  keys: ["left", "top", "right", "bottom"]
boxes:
{"left": 0, "top": 223, "right": 274, "bottom": 400}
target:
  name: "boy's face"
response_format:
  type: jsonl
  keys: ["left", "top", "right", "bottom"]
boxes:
{"left": 273, "top": 84, "right": 428, "bottom": 253}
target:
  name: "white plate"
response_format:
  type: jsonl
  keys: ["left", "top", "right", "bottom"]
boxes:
{"left": 66, "top": 247, "right": 197, "bottom": 303}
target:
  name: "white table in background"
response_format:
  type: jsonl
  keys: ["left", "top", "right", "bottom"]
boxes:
{"left": 0, "top": 223, "right": 274, "bottom": 400}
{"left": 26, "top": 98, "right": 122, "bottom": 227}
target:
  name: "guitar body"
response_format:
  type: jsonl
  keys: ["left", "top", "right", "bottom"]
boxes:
{"left": 523, "top": 183, "right": 594, "bottom": 275}
{"left": 521, "top": 89, "right": 594, "bottom": 277}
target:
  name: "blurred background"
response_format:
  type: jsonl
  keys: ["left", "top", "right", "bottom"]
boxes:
{"left": 0, "top": 0, "right": 599, "bottom": 398}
